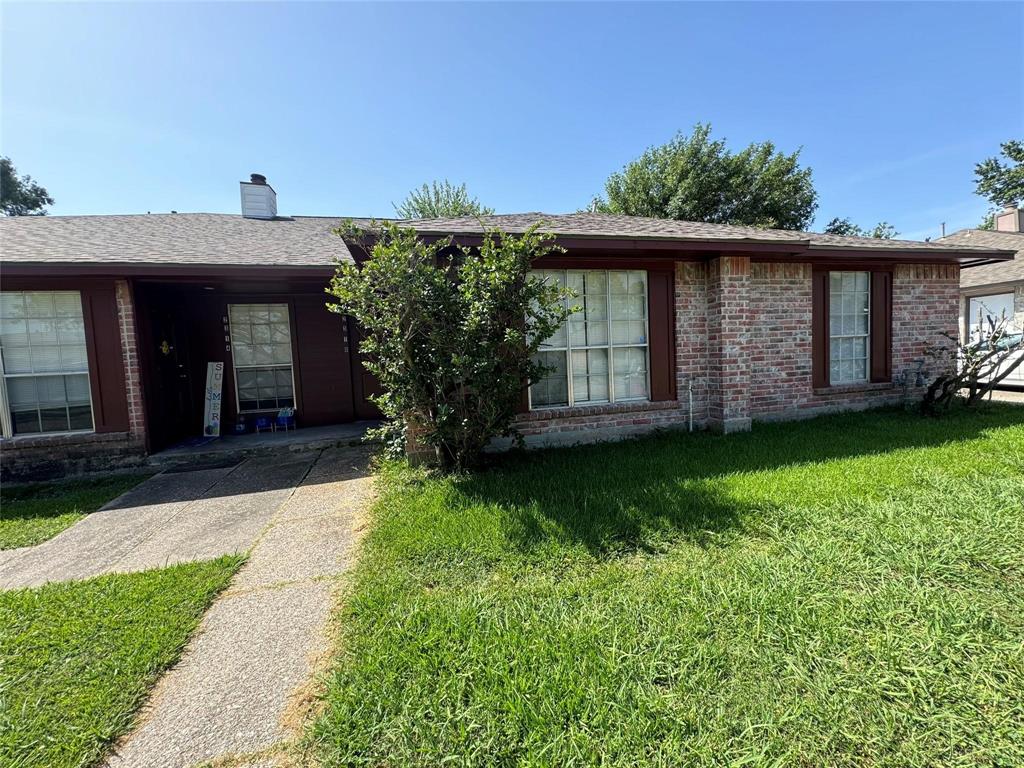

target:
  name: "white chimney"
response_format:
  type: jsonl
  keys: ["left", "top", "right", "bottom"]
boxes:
{"left": 995, "top": 204, "right": 1024, "bottom": 233}
{"left": 240, "top": 173, "right": 277, "bottom": 219}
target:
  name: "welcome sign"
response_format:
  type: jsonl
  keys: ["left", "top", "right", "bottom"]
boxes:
{"left": 203, "top": 362, "right": 224, "bottom": 437}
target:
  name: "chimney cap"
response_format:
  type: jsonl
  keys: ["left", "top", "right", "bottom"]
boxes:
{"left": 249, "top": 173, "right": 267, "bottom": 185}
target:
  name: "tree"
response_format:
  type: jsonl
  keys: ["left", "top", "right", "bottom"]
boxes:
{"left": 1, "top": 157, "right": 54, "bottom": 216}
{"left": 920, "top": 312, "right": 1024, "bottom": 414}
{"left": 393, "top": 180, "right": 494, "bottom": 219}
{"left": 593, "top": 124, "right": 818, "bottom": 230}
{"left": 822, "top": 217, "right": 899, "bottom": 239}
{"left": 975, "top": 139, "right": 1024, "bottom": 209}
{"left": 329, "top": 221, "right": 568, "bottom": 470}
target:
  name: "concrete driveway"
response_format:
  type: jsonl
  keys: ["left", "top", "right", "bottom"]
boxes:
{"left": 2, "top": 445, "right": 376, "bottom": 768}
{"left": 2, "top": 451, "right": 325, "bottom": 589}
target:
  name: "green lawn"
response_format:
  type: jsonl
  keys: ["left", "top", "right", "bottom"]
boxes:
{"left": 312, "top": 405, "right": 1024, "bottom": 767}
{"left": 1, "top": 475, "right": 147, "bottom": 550}
{"left": 0, "top": 556, "right": 243, "bottom": 768}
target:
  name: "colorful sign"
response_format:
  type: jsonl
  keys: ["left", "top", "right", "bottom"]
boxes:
{"left": 203, "top": 362, "right": 225, "bottom": 437}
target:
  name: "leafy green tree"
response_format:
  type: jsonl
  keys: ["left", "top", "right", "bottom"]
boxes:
{"left": 594, "top": 124, "right": 817, "bottom": 230}
{"left": 975, "top": 139, "right": 1024, "bottom": 208}
{"left": 1, "top": 157, "right": 54, "bottom": 216}
{"left": 329, "top": 221, "right": 568, "bottom": 469}
{"left": 394, "top": 180, "right": 494, "bottom": 219}
{"left": 823, "top": 217, "right": 898, "bottom": 239}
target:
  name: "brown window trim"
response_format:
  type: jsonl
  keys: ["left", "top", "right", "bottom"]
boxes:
{"left": 812, "top": 266, "right": 892, "bottom": 390}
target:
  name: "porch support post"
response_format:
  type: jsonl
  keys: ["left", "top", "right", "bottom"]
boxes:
{"left": 706, "top": 256, "right": 752, "bottom": 433}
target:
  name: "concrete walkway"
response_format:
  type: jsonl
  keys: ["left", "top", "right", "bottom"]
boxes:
{"left": 102, "top": 445, "right": 375, "bottom": 768}
{"left": 0, "top": 453, "right": 317, "bottom": 589}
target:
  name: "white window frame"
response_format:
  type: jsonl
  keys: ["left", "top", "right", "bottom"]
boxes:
{"left": 528, "top": 269, "right": 651, "bottom": 410}
{"left": 828, "top": 271, "right": 871, "bottom": 385}
{"left": 0, "top": 290, "right": 95, "bottom": 438}
{"left": 227, "top": 303, "right": 298, "bottom": 414}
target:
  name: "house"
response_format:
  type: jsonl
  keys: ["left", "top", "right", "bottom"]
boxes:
{"left": 939, "top": 205, "right": 1024, "bottom": 388}
{"left": 0, "top": 175, "right": 1014, "bottom": 478}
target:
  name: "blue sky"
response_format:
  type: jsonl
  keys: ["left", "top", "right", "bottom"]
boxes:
{"left": 2, "top": 2, "right": 1021, "bottom": 240}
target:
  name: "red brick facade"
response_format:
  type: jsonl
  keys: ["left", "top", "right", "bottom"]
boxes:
{"left": 115, "top": 280, "right": 147, "bottom": 440}
{"left": 511, "top": 259, "right": 961, "bottom": 445}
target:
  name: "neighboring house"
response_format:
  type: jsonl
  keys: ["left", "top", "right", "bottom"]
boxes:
{"left": 0, "top": 175, "right": 1014, "bottom": 478}
{"left": 939, "top": 206, "right": 1024, "bottom": 388}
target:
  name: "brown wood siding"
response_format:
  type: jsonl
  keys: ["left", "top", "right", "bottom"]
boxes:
{"left": 811, "top": 268, "right": 830, "bottom": 389}
{"left": 647, "top": 269, "right": 676, "bottom": 401}
{"left": 80, "top": 285, "right": 130, "bottom": 433}
{"left": 870, "top": 271, "right": 893, "bottom": 382}
{"left": 292, "top": 298, "right": 355, "bottom": 425}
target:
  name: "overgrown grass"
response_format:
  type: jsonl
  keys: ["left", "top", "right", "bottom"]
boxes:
{"left": 312, "top": 405, "right": 1024, "bottom": 767}
{"left": 0, "top": 475, "right": 147, "bottom": 550}
{"left": 0, "top": 555, "right": 243, "bottom": 768}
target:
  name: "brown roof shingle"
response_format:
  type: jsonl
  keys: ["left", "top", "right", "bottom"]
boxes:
{"left": 0, "top": 213, "right": 354, "bottom": 268}
{"left": 0, "top": 211, "right": 1011, "bottom": 270}
{"left": 396, "top": 212, "right": 1007, "bottom": 254}
{"left": 939, "top": 229, "right": 1024, "bottom": 289}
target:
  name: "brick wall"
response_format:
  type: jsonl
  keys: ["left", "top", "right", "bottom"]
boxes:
{"left": 746, "top": 261, "right": 960, "bottom": 420}
{"left": 675, "top": 261, "right": 709, "bottom": 425}
{"left": 509, "top": 260, "right": 962, "bottom": 448}
{"left": 706, "top": 256, "right": 752, "bottom": 432}
{"left": 115, "top": 280, "right": 147, "bottom": 440}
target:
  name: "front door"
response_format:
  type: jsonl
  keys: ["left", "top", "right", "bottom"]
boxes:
{"left": 148, "top": 303, "right": 197, "bottom": 449}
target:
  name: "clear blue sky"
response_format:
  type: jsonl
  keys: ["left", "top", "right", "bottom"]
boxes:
{"left": 2, "top": 2, "right": 1021, "bottom": 239}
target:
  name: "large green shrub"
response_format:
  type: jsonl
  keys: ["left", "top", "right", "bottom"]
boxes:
{"left": 329, "top": 221, "right": 569, "bottom": 469}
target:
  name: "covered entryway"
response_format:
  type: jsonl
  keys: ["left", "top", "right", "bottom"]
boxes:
{"left": 134, "top": 278, "right": 379, "bottom": 453}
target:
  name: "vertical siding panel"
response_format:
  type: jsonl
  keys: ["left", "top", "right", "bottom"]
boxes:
{"left": 81, "top": 285, "right": 130, "bottom": 433}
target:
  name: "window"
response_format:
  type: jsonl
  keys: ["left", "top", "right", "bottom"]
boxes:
{"left": 967, "top": 293, "right": 1017, "bottom": 342}
{"left": 228, "top": 303, "right": 295, "bottom": 412}
{"left": 530, "top": 270, "right": 649, "bottom": 408}
{"left": 828, "top": 272, "right": 870, "bottom": 384}
{"left": 0, "top": 291, "right": 93, "bottom": 436}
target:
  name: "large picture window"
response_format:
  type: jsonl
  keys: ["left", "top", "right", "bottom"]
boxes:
{"left": 228, "top": 303, "right": 295, "bottom": 412}
{"left": 828, "top": 272, "right": 871, "bottom": 384}
{"left": 0, "top": 291, "right": 93, "bottom": 436}
{"left": 530, "top": 270, "right": 649, "bottom": 408}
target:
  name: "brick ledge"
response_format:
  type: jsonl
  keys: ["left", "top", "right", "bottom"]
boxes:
{"left": 0, "top": 431, "right": 139, "bottom": 450}
{"left": 519, "top": 399, "right": 681, "bottom": 422}
{"left": 813, "top": 382, "right": 896, "bottom": 396}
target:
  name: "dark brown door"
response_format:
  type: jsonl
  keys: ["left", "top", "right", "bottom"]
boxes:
{"left": 347, "top": 317, "right": 383, "bottom": 420}
{"left": 149, "top": 306, "right": 197, "bottom": 449}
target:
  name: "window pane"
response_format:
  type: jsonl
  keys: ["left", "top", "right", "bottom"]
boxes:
{"left": 24, "top": 293, "right": 54, "bottom": 318}
{"left": 68, "top": 404, "right": 93, "bottom": 431}
{"left": 1, "top": 319, "right": 29, "bottom": 348}
{"left": 828, "top": 272, "right": 870, "bottom": 385}
{"left": 12, "top": 409, "right": 41, "bottom": 435}
{"left": 7, "top": 377, "right": 37, "bottom": 407}
{"left": 53, "top": 293, "right": 83, "bottom": 318}
{"left": 65, "top": 374, "right": 91, "bottom": 403}
{"left": 530, "top": 350, "right": 568, "bottom": 407}
{"left": 0, "top": 293, "right": 26, "bottom": 319}
{"left": 2, "top": 346, "right": 32, "bottom": 373}
{"left": 40, "top": 407, "right": 70, "bottom": 432}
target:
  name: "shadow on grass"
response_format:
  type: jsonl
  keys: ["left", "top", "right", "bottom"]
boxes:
{"left": 457, "top": 404, "right": 1024, "bottom": 557}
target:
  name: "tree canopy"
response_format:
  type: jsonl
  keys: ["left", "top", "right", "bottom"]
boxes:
{"left": 394, "top": 180, "right": 494, "bottom": 219}
{"left": 822, "top": 217, "right": 898, "bottom": 239}
{"left": 1, "top": 157, "right": 54, "bottom": 216}
{"left": 975, "top": 139, "right": 1024, "bottom": 209}
{"left": 593, "top": 124, "right": 818, "bottom": 230}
